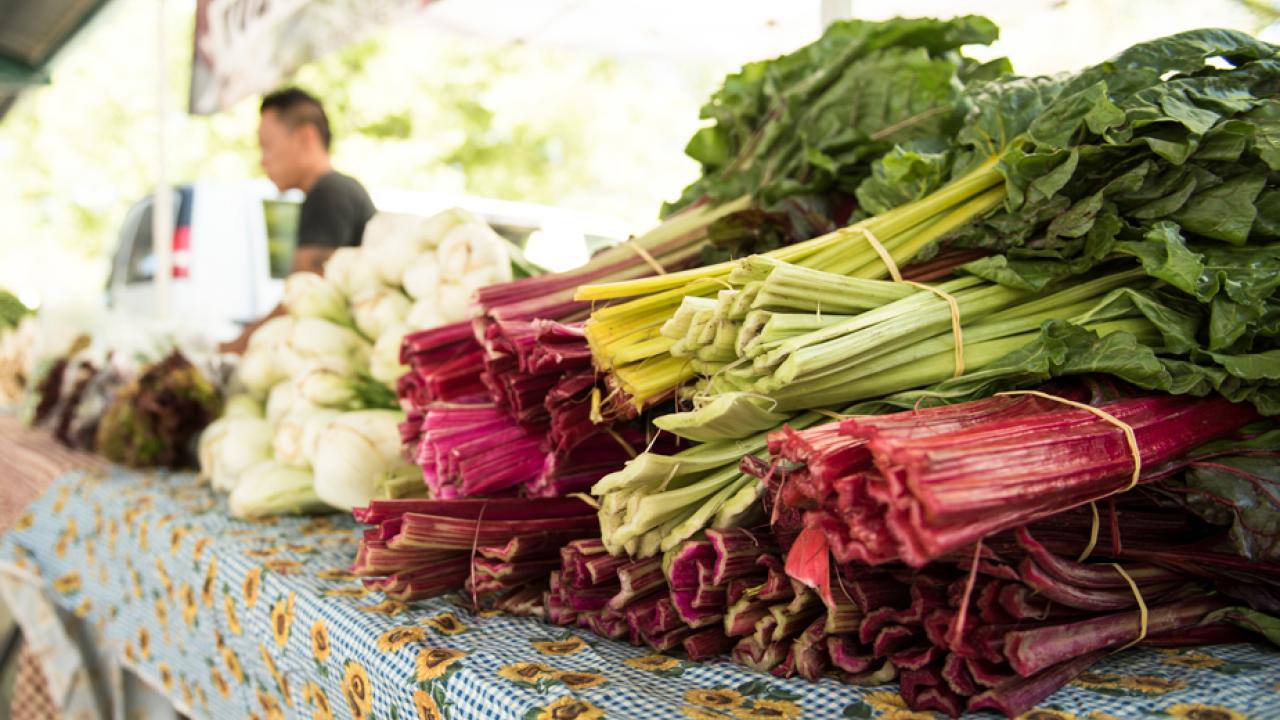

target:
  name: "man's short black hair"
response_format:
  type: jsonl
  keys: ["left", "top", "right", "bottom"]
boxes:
{"left": 261, "top": 87, "right": 331, "bottom": 150}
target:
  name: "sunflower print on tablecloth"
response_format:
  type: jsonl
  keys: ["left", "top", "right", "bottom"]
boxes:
{"left": 686, "top": 689, "right": 744, "bottom": 711}
{"left": 316, "top": 568, "right": 358, "bottom": 581}
{"left": 209, "top": 666, "right": 231, "bottom": 699}
{"left": 1073, "top": 672, "right": 1127, "bottom": 692}
{"left": 52, "top": 570, "right": 80, "bottom": 594}
{"left": 342, "top": 660, "right": 374, "bottom": 720}
{"left": 192, "top": 536, "right": 210, "bottom": 563}
{"left": 105, "top": 516, "right": 119, "bottom": 552}
{"left": 153, "top": 597, "right": 170, "bottom": 641}
{"left": 525, "top": 696, "right": 605, "bottom": 720}
{"left": 256, "top": 688, "right": 286, "bottom": 720}
{"left": 128, "top": 566, "right": 144, "bottom": 601}
{"left": 243, "top": 566, "right": 263, "bottom": 609}
{"left": 302, "top": 681, "right": 335, "bottom": 720}
{"left": 358, "top": 598, "right": 407, "bottom": 616}
{"left": 269, "top": 592, "right": 297, "bottom": 647}
{"left": 729, "top": 698, "right": 803, "bottom": 720}
{"left": 179, "top": 582, "right": 198, "bottom": 628}
{"left": 498, "top": 662, "right": 557, "bottom": 685}
{"left": 377, "top": 626, "right": 428, "bottom": 653}
{"left": 264, "top": 558, "right": 303, "bottom": 574}
{"left": 179, "top": 677, "right": 194, "bottom": 710}
{"left": 223, "top": 592, "right": 243, "bottom": 635}
{"left": 157, "top": 662, "right": 173, "bottom": 692}
{"left": 10, "top": 468, "right": 1280, "bottom": 720}
{"left": 221, "top": 645, "right": 246, "bottom": 684}
{"left": 421, "top": 612, "right": 467, "bottom": 636}
{"left": 1158, "top": 649, "right": 1227, "bottom": 670}
{"left": 847, "top": 690, "right": 931, "bottom": 720}
{"left": 1163, "top": 704, "right": 1247, "bottom": 720}
{"left": 323, "top": 585, "right": 369, "bottom": 599}
{"left": 623, "top": 654, "right": 685, "bottom": 675}
{"left": 684, "top": 682, "right": 807, "bottom": 720}
{"left": 137, "top": 626, "right": 151, "bottom": 660}
{"left": 168, "top": 525, "right": 188, "bottom": 555}
{"left": 1015, "top": 710, "right": 1077, "bottom": 720}
{"left": 555, "top": 671, "right": 608, "bottom": 691}
{"left": 416, "top": 647, "right": 467, "bottom": 681}
{"left": 154, "top": 557, "right": 174, "bottom": 600}
{"left": 414, "top": 688, "right": 445, "bottom": 720}
{"left": 311, "top": 618, "right": 331, "bottom": 664}
{"left": 1119, "top": 675, "right": 1188, "bottom": 694}
{"left": 54, "top": 518, "right": 76, "bottom": 558}
{"left": 51, "top": 483, "right": 72, "bottom": 513}
{"left": 201, "top": 555, "right": 217, "bottom": 608}
{"left": 259, "top": 643, "right": 292, "bottom": 707}
{"left": 531, "top": 634, "right": 588, "bottom": 657}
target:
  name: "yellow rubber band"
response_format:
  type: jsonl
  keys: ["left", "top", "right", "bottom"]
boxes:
{"left": 860, "top": 227, "right": 964, "bottom": 377}
{"left": 1078, "top": 501, "right": 1100, "bottom": 562}
{"left": 815, "top": 409, "right": 850, "bottom": 422}
{"left": 1110, "top": 563, "right": 1149, "bottom": 650}
{"left": 905, "top": 281, "right": 965, "bottom": 377}
{"left": 995, "top": 390, "right": 1142, "bottom": 492}
{"left": 605, "top": 427, "right": 638, "bottom": 459}
{"left": 947, "top": 540, "right": 984, "bottom": 649}
{"left": 623, "top": 238, "right": 667, "bottom": 275}
{"left": 655, "top": 462, "right": 681, "bottom": 493}
{"left": 862, "top": 227, "right": 903, "bottom": 283}
{"left": 468, "top": 500, "right": 489, "bottom": 610}
{"left": 567, "top": 492, "right": 600, "bottom": 510}
{"left": 589, "top": 387, "right": 604, "bottom": 425}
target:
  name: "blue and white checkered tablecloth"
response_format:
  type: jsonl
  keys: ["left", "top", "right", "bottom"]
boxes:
{"left": 3, "top": 467, "right": 1279, "bottom": 720}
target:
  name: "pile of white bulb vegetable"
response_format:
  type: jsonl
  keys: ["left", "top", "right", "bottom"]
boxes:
{"left": 198, "top": 208, "right": 513, "bottom": 517}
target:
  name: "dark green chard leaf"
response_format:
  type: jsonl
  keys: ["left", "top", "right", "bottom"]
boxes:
{"left": 1170, "top": 170, "right": 1267, "bottom": 244}
{"left": 1204, "top": 607, "right": 1280, "bottom": 645}
{"left": 1164, "top": 425, "right": 1280, "bottom": 561}
{"left": 952, "top": 75, "right": 1068, "bottom": 179}
{"left": 847, "top": 319, "right": 1173, "bottom": 412}
{"left": 853, "top": 142, "right": 953, "bottom": 216}
{"left": 664, "top": 15, "right": 1007, "bottom": 220}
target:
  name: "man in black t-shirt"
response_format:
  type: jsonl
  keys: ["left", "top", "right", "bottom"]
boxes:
{"left": 221, "top": 88, "right": 374, "bottom": 352}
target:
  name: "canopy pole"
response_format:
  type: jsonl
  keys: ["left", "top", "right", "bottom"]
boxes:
{"left": 152, "top": 0, "right": 173, "bottom": 320}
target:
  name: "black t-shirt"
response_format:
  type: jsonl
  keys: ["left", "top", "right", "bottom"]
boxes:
{"left": 297, "top": 171, "right": 376, "bottom": 247}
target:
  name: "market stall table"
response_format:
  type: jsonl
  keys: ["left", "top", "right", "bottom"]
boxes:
{"left": 0, "top": 413, "right": 103, "bottom": 531}
{"left": 2, "top": 467, "right": 1278, "bottom": 719}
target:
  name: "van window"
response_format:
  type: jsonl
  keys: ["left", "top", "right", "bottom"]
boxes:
{"left": 123, "top": 188, "right": 187, "bottom": 284}
{"left": 125, "top": 200, "right": 157, "bottom": 284}
{"left": 263, "top": 199, "right": 300, "bottom": 278}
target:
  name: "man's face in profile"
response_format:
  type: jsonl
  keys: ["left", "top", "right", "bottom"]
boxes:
{"left": 258, "top": 109, "right": 301, "bottom": 192}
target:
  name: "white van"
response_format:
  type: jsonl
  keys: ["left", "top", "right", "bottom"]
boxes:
{"left": 106, "top": 181, "right": 629, "bottom": 342}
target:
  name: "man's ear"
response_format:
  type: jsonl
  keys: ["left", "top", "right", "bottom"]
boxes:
{"left": 299, "top": 123, "right": 326, "bottom": 153}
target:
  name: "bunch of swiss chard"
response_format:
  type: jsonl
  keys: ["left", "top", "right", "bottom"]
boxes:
{"left": 760, "top": 388, "right": 1279, "bottom": 716}
{"left": 783, "top": 517, "right": 1275, "bottom": 718}
{"left": 580, "top": 28, "right": 1280, "bottom": 424}
{"left": 895, "top": 28, "right": 1280, "bottom": 413}
{"left": 668, "top": 15, "right": 1010, "bottom": 261}
{"left": 350, "top": 497, "right": 599, "bottom": 602}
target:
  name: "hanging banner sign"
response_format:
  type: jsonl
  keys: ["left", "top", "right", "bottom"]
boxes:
{"left": 190, "top": 0, "right": 432, "bottom": 114}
